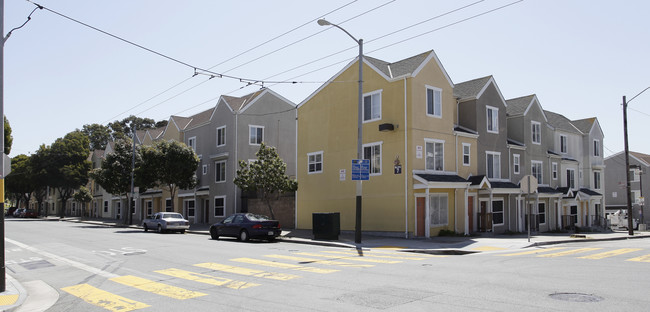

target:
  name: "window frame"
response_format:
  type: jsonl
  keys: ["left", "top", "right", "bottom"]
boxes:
{"left": 187, "top": 136, "right": 196, "bottom": 151}
{"left": 249, "top": 125, "right": 264, "bottom": 145}
{"left": 363, "top": 141, "right": 382, "bottom": 175}
{"left": 184, "top": 199, "right": 195, "bottom": 217}
{"left": 202, "top": 164, "right": 208, "bottom": 176}
{"left": 426, "top": 85, "right": 442, "bottom": 118}
{"left": 216, "top": 126, "right": 226, "bottom": 147}
{"left": 486, "top": 151, "right": 501, "bottom": 179}
{"left": 215, "top": 160, "right": 226, "bottom": 183}
{"left": 594, "top": 171, "right": 601, "bottom": 189}
{"left": 145, "top": 200, "right": 153, "bottom": 217}
{"left": 462, "top": 143, "right": 471, "bottom": 166}
{"left": 363, "top": 90, "right": 382, "bottom": 123}
{"left": 429, "top": 193, "right": 448, "bottom": 227}
{"left": 531, "top": 121, "right": 541, "bottom": 144}
{"left": 593, "top": 139, "right": 600, "bottom": 156}
{"left": 307, "top": 151, "right": 323, "bottom": 174}
{"left": 214, "top": 196, "right": 226, "bottom": 217}
{"left": 531, "top": 161, "right": 543, "bottom": 184}
{"left": 538, "top": 202, "right": 546, "bottom": 224}
{"left": 552, "top": 162, "right": 558, "bottom": 180}
{"left": 513, "top": 154, "right": 520, "bottom": 174}
{"left": 560, "top": 135, "right": 567, "bottom": 154}
{"left": 492, "top": 199, "right": 504, "bottom": 225}
{"left": 425, "top": 139, "right": 444, "bottom": 172}
{"left": 566, "top": 168, "right": 575, "bottom": 189}
{"left": 486, "top": 106, "right": 499, "bottom": 134}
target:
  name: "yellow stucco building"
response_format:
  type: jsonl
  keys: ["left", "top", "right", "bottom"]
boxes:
{"left": 297, "top": 50, "right": 477, "bottom": 237}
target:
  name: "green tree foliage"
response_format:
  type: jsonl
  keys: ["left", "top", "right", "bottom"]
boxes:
{"left": 5, "top": 116, "right": 12, "bottom": 155}
{"left": 91, "top": 138, "right": 142, "bottom": 224}
{"left": 138, "top": 140, "right": 199, "bottom": 213}
{"left": 81, "top": 123, "right": 112, "bottom": 151}
{"left": 108, "top": 115, "right": 159, "bottom": 141}
{"left": 5, "top": 154, "right": 33, "bottom": 209}
{"left": 73, "top": 186, "right": 93, "bottom": 217}
{"left": 48, "top": 131, "right": 92, "bottom": 218}
{"left": 234, "top": 143, "right": 297, "bottom": 220}
{"left": 31, "top": 144, "right": 52, "bottom": 216}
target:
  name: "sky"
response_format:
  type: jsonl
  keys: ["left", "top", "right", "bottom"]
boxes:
{"left": 3, "top": 0, "right": 650, "bottom": 158}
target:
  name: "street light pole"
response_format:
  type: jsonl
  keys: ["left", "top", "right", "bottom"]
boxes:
{"left": 318, "top": 19, "right": 363, "bottom": 243}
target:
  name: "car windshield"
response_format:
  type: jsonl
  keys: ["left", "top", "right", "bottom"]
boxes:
{"left": 246, "top": 214, "right": 271, "bottom": 221}
{"left": 163, "top": 213, "right": 183, "bottom": 219}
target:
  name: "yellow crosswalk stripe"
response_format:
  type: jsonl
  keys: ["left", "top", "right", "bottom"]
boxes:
{"left": 472, "top": 246, "right": 507, "bottom": 251}
{"left": 110, "top": 275, "right": 207, "bottom": 300}
{"left": 578, "top": 248, "right": 643, "bottom": 260}
{"left": 321, "top": 250, "right": 430, "bottom": 260}
{"left": 264, "top": 254, "right": 374, "bottom": 267}
{"left": 537, "top": 248, "right": 602, "bottom": 258}
{"left": 626, "top": 254, "right": 650, "bottom": 262}
{"left": 194, "top": 262, "right": 300, "bottom": 281}
{"left": 499, "top": 247, "right": 568, "bottom": 257}
{"left": 62, "top": 283, "right": 150, "bottom": 312}
{"left": 231, "top": 258, "right": 339, "bottom": 274}
{"left": 293, "top": 252, "right": 402, "bottom": 264}
{"left": 155, "top": 268, "right": 260, "bottom": 290}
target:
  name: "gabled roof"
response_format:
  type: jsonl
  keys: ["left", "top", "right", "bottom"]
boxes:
{"left": 453, "top": 76, "right": 492, "bottom": 100}
{"left": 221, "top": 89, "right": 266, "bottom": 112}
{"left": 135, "top": 130, "right": 147, "bottom": 144}
{"left": 184, "top": 107, "right": 214, "bottom": 130}
{"left": 579, "top": 188, "right": 602, "bottom": 196}
{"left": 506, "top": 94, "right": 548, "bottom": 122}
{"left": 147, "top": 127, "right": 165, "bottom": 141}
{"left": 170, "top": 116, "right": 192, "bottom": 131}
{"left": 629, "top": 151, "right": 650, "bottom": 166}
{"left": 571, "top": 117, "right": 596, "bottom": 133}
{"left": 544, "top": 110, "right": 582, "bottom": 134}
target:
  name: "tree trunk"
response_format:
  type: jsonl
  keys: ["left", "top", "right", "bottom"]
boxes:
{"left": 264, "top": 197, "right": 275, "bottom": 220}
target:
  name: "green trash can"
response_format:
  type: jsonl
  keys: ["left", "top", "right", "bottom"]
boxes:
{"left": 313, "top": 212, "right": 340, "bottom": 240}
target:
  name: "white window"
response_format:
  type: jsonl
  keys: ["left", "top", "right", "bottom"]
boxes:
{"left": 185, "top": 200, "right": 195, "bottom": 217}
{"left": 217, "top": 126, "right": 226, "bottom": 147}
{"left": 426, "top": 86, "right": 442, "bottom": 117}
{"left": 531, "top": 161, "right": 543, "bottom": 184}
{"left": 531, "top": 121, "right": 541, "bottom": 144}
{"left": 215, "top": 160, "right": 226, "bottom": 183}
{"left": 363, "top": 142, "right": 382, "bottom": 175}
{"left": 513, "top": 154, "right": 520, "bottom": 174}
{"left": 429, "top": 193, "right": 448, "bottom": 226}
{"left": 566, "top": 169, "right": 575, "bottom": 189}
{"left": 425, "top": 139, "right": 444, "bottom": 172}
{"left": 552, "top": 162, "right": 558, "bottom": 180}
{"left": 214, "top": 196, "right": 225, "bottom": 217}
{"left": 593, "top": 139, "right": 600, "bottom": 156}
{"left": 462, "top": 143, "right": 470, "bottom": 166}
{"left": 630, "top": 169, "right": 640, "bottom": 182}
{"left": 187, "top": 136, "right": 196, "bottom": 151}
{"left": 249, "top": 125, "right": 264, "bottom": 145}
{"left": 363, "top": 91, "right": 382, "bottom": 122}
{"left": 486, "top": 151, "right": 501, "bottom": 179}
{"left": 308, "top": 151, "right": 323, "bottom": 174}
{"left": 492, "top": 200, "right": 504, "bottom": 225}
{"left": 560, "top": 135, "right": 567, "bottom": 153}
{"left": 486, "top": 106, "right": 498, "bottom": 133}
{"left": 594, "top": 171, "right": 601, "bottom": 189}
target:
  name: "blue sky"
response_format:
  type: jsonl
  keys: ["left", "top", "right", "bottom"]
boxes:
{"left": 4, "top": 0, "right": 650, "bottom": 157}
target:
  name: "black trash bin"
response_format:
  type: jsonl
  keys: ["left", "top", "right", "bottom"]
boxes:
{"left": 312, "top": 212, "right": 340, "bottom": 240}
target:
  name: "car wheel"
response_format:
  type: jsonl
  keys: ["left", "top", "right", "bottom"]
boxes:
{"left": 143, "top": 224, "right": 149, "bottom": 232}
{"left": 210, "top": 228, "right": 219, "bottom": 240}
{"left": 238, "top": 229, "right": 249, "bottom": 242}
{"left": 157, "top": 224, "right": 163, "bottom": 233}
{"left": 267, "top": 236, "right": 276, "bottom": 243}
{"left": 179, "top": 230, "right": 185, "bottom": 234}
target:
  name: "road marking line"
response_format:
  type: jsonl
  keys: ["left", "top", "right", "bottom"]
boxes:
{"left": 61, "top": 283, "right": 150, "bottom": 312}
{"left": 472, "top": 246, "right": 507, "bottom": 251}
{"left": 194, "top": 262, "right": 300, "bottom": 281}
{"left": 5, "top": 238, "right": 119, "bottom": 278}
{"left": 155, "top": 268, "right": 259, "bottom": 290}
{"left": 110, "top": 275, "right": 207, "bottom": 300}
{"left": 321, "top": 250, "right": 428, "bottom": 260}
{"left": 231, "top": 258, "right": 339, "bottom": 274}
{"left": 498, "top": 247, "right": 568, "bottom": 256}
{"left": 537, "top": 248, "right": 602, "bottom": 258}
{"left": 292, "top": 252, "right": 402, "bottom": 264}
{"left": 264, "top": 254, "right": 374, "bottom": 267}
{"left": 626, "top": 254, "right": 650, "bottom": 262}
{"left": 578, "top": 248, "right": 642, "bottom": 260}
{"left": 0, "top": 294, "right": 18, "bottom": 306}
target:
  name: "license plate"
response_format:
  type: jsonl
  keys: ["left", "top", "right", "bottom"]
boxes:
{"left": 268, "top": 231, "right": 274, "bottom": 235}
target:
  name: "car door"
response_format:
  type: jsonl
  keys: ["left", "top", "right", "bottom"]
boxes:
{"left": 232, "top": 214, "right": 245, "bottom": 234}
{"left": 220, "top": 215, "right": 236, "bottom": 236}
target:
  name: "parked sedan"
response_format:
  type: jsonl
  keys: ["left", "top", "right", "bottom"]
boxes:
{"left": 210, "top": 213, "right": 281, "bottom": 242}
{"left": 142, "top": 212, "right": 190, "bottom": 233}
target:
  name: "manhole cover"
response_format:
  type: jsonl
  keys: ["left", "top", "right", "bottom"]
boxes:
{"left": 549, "top": 293, "right": 603, "bottom": 302}
{"left": 19, "top": 260, "right": 54, "bottom": 270}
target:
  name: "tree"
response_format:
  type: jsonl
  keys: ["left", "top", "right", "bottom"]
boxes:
{"left": 109, "top": 115, "right": 159, "bottom": 141}
{"left": 5, "top": 154, "right": 34, "bottom": 210}
{"left": 5, "top": 116, "right": 12, "bottom": 154}
{"left": 91, "top": 138, "right": 142, "bottom": 224}
{"left": 31, "top": 144, "right": 52, "bottom": 216}
{"left": 73, "top": 186, "right": 93, "bottom": 217}
{"left": 234, "top": 143, "right": 297, "bottom": 220}
{"left": 138, "top": 140, "right": 198, "bottom": 214}
{"left": 81, "top": 123, "right": 112, "bottom": 151}
{"left": 48, "top": 131, "right": 92, "bottom": 218}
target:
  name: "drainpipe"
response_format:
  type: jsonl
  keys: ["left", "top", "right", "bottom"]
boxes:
{"left": 295, "top": 105, "right": 299, "bottom": 229}
{"left": 404, "top": 77, "right": 409, "bottom": 239}
{"left": 234, "top": 111, "right": 238, "bottom": 214}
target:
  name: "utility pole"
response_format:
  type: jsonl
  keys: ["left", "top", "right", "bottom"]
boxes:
{"left": 0, "top": 0, "right": 6, "bottom": 292}
{"left": 623, "top": 95, "right": 634, "bottom": 236}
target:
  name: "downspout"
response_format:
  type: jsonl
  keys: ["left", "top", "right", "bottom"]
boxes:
{"left": 234, "top": 110, "right": 238, "bottom": 214}
{"left": 295, "top": 106, "right": 299, "bottom": 229}
{"left": 404, "top": 77, "right": 409, "bottom": 239}
{"left": 464, "top": 187, "right": 469, "bottom": 235}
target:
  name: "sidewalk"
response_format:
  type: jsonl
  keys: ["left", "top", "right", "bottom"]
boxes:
{"left": 2, "top": 216, "right": 649, "bottom": 311}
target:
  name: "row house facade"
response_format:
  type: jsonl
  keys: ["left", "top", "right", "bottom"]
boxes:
{"left": 605, "top": 151, "right": 649, "bottom": 224}
{"left": 297, "top": 49, "right": 605, "bottom": 237}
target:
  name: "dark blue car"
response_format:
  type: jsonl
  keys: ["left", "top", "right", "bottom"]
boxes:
{"left": 210, "top": 213, "right": 281, "bottom": 242}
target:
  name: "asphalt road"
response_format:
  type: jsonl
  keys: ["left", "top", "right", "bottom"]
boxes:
{"left": 5, "top": 218, "right": 650, "bottom": 311}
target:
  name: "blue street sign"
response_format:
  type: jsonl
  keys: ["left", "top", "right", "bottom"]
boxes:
{"left": 352, "top": 159, "right": 370, "bottom": 181}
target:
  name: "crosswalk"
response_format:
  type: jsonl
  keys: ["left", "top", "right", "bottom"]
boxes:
{"left": 61, "top": 248, "right": 437, "bottom": 311}
{"left": 497, "top": 246, "right": 650, "bottom": 262}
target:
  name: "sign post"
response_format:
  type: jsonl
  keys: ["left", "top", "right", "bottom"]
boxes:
{"left": 520, "top": 175, "right": 538, "bottom": 243}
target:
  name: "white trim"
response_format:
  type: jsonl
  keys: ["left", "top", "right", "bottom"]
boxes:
{"left": 363, "top": 141, "right": 383, "bottom": 176}
{"left": 531, "top": 121, "right": 541, "bottom": 145}
{"left": 462, "top": 143, "right": 471, "bottom": 166}
{"left": 425, "top": 85, "right": 442, "bottom": 118}
{"left": 215, "top": 160, "right": 226, "bottom": 183}
{"left": 248, "top": 125, "right": 264, "bottom": 145}
{"left": 552, "top": 162, "right": 558, "bottom": 180}
{"left": 485, "top": 151, "right": 501, "bottom": 179}
{"left": 424, "top": 138, "right": 445, "bottom": 172}
{"left": 187, "top": 136, "right": 197, "bottom": 151}
{"left": 513, "top": 154, "right": 520, "bottom": 175}
{"left": 362, "top": 90, "right": 383, "bottom": 123}
{"left": 307, "top": 151, "right": 324, "bottom": 174}
{"left": 486, "top": 105, "right": 499, "bottom": 134}
{"left": 214, "top": 196, "right": 226, "bottom": 217}
{"left": 216, "top": 125, "right": 226, "bottom": 147}
{"left": 560, "top": 134, "right": 567, "bottom": 154}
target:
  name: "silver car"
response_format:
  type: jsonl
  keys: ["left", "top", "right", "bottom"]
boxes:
{"left": 142, "top": 212, "right": 190, "bottom": 233}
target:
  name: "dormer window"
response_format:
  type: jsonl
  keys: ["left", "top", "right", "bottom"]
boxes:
{"left": 486, "top": 106, "right": 498, "bottom": 133}
{"left": 426, "top": 86, "right": 442, "bottom": 118}
{"left": 531, "top": 121, "right": 541, "bottom": 144}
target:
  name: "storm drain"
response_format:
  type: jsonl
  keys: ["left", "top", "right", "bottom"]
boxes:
{"left": 19, "top": 260, "right": 54, "bottom": 270}
{"left": 549, "top": 293, "right": 604, "bottom": 303}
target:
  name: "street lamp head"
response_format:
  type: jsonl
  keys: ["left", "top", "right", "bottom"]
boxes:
{"left": 317, "top": 19, "right": 331, "bottom": 26}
